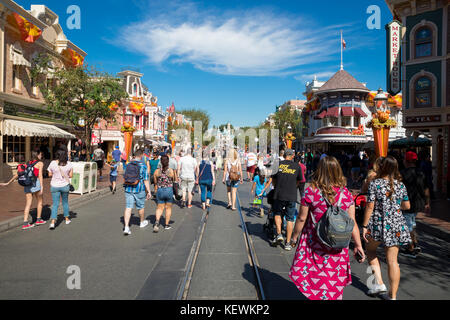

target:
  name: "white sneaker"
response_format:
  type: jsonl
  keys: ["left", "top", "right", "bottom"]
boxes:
{"left": 367, "top": 284, "right": 388, "bottom": 296}
{"left": 65, "top": 220, "right": 71, "bottom": 225}
{"left": 49, "top": 223, "right": 55, "bottom": 230}
{"left": 140, "top": 220, "right": 149, "bottom": 229}
{"left": 123, "top": 227, "right": 131, "bottom": 236}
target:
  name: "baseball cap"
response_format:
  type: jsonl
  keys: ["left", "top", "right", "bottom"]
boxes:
{"left": 285, "top": 149, "right": 295, "bottom": 157}
{"left": 405, "top": 151, "right": 418, "bottom": 162}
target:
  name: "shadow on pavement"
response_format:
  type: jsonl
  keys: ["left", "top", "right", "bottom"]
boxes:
{"left": 241, "top": 263, "right": 307, "bottom": 300}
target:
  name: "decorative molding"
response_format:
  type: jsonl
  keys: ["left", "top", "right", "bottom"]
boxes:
{"left": 409, "top": 20, "right": 439, "bottom": 61}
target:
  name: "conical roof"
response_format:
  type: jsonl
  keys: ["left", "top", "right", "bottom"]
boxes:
{"left": 317, "top": 70, "right": 369, "bottom": 93}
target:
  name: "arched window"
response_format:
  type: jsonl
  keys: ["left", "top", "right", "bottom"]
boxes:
{"left": 415, "top": 27, "right": 432, "bottom": 58}
{"left": 414, "top": 76, "right": 432, "bottom": 108}
{"left": 132, "top": 83, "right": 138, "bottom": 96}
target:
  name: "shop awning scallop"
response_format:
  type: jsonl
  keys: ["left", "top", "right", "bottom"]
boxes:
{"left": 2, "top": 120, "right": 75, "bottom": 139}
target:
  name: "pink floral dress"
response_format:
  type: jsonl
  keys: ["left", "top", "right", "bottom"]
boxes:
{"left": 289, "top": 186, "right": 355, "bottom": 300}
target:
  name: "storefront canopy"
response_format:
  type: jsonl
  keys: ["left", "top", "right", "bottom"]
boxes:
{"left": 3, "top": 120, "right": 75, "bottom": 139}
{"left": 354, "top": 108, "right": 368, "bottom": 118}
{"left": 314, "top": 111, "right": 326, "bottom": 120}
{"left": 326, "top": 107, "right": 339, "bottom": 118}
{"left": 389, "top": 137, "right": 431, "bottom": 148}
{"left": 341, "top": 107, "right": 353, "bottom": 117}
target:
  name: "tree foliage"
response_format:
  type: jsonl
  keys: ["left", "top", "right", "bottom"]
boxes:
{"left": 31, "top": 53, "right": 128, "bottom": 151}
{"left": 178, "top": 109, "right": 210, "bottom": 134}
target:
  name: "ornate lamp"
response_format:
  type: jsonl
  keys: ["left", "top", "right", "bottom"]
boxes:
{"left": 366, "top": 88, "right": 397, "bottom": 157}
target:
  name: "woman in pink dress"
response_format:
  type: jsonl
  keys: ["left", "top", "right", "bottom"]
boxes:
{"left": 289, "top": 156, "right": 366, "bottom": 300}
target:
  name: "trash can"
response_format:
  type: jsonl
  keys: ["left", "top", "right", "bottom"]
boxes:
{"left": 70, "top": 162, "right": 91, "bottom": 194}
{"left": 89, "top": 162, "right": 98, "bottom": 193}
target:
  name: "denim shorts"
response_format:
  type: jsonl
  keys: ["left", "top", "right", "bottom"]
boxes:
{"left": 110, "top": 175, "right": 117, "bottom": 183}
{"left": 156, "top": 187, "right": 174, "bottom": 204}
{"left": 403, "top": 213, "right": 417, "bottom": 232}
{"left": 273, "top": 200, "right": 297, "bottom": 222}
{"left": 125, "top": 191, "right": 146, "bottom": 210}
{"left": 226, "top": 180, "right": 239, "bottom": 188}
{"left": 24, "top": 179, "right": 41, "bottom": 194}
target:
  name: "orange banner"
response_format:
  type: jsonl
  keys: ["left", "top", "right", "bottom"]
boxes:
{"left": 62, "top": 48, "right": 84, "bottom": 67}
{"left": 124, "top": 132, "right": 133, "bottom": 163}
{"left": 373, "top": 127, "right": 390, "bottom": 158}
{"left": 8, "top": 13, "right": 42, "bottom": 43}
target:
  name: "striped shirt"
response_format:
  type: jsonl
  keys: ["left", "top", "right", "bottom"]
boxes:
{"left": 124, "top": 161, "right": 149, "bottom": 193}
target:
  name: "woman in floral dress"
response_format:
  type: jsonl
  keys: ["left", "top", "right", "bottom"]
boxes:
{"left": 289, "top": 156, "right": 365, "bottom": 300}
{"left": 362, "top": 156, "right": 411, "bottom": 300}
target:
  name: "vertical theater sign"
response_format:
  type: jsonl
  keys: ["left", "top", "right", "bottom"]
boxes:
{"left": 386, "top": 20, "right": 402, "bottom": 96}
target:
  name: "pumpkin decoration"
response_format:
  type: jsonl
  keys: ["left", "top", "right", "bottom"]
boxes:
{"left": 121, "top": 121, "right": 136, "bottom": 133}
{"left": 377, "top": 110, "right": 390, "bottom": 123}
{"left": 129, "top": 101, "right": 144, "bottom": 115}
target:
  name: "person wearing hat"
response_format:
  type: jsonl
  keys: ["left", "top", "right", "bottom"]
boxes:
{"left": 400, "top": 151, "right": 430, "bottom": 258}
{"left": 267, "top": 148, "right": 303, "bottom": 251}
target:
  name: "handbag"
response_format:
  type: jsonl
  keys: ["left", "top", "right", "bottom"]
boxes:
{"left": 58, "top": 164, "right": 75, "bottom": 192}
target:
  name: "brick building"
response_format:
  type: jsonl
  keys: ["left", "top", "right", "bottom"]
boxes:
{"left": 0, "top": 1, "right": 86, "bottom": 181}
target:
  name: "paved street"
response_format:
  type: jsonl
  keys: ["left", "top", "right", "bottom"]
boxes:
{"left": 0, "top": 172, "right": 449, "bottom": 300}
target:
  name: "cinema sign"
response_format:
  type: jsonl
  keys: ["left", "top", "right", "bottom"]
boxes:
{"left": 386, "top": 20, "right": 402, "bottom": 96}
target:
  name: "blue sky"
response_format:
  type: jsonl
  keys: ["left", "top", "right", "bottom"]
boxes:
{"left": 21, "top": 0, "right": 393, "bottom": 127}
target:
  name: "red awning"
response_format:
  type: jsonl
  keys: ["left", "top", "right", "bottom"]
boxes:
{"left": 354, "top": 108, "right": 368, "bottom": 117}
{"left": 341, "top": 107, "right": 353, "bottom": 117}
{"left": 314, "top": 111, "right": 326, "bottom": 119}
{"left": 326, "top": 107, "right": 339, "bottom": 118}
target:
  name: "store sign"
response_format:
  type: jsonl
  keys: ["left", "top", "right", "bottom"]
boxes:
{"left": 406, "top": 115, "right": 441, "bottom": 124}
{"left": 386, "top": 20, "right": 402, "bottom": 95}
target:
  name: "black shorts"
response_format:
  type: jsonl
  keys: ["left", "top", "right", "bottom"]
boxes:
{"left": 96, "top": 160, "right": 104, "bottom": 170}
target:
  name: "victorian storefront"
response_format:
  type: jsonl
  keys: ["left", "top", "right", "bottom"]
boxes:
{"left": 303, "top": 69, "right": 406, "bottom": 154}
{"left": 92, "top": 69, "right": 166, "bottom": 159}
{"left": 0, "top": 1, "right": 86, "bottom": 181}
{"left": 385, "top": 0, "right": 449, "bottom": 194}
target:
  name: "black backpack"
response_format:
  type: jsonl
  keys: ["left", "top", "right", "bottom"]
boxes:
{"left": 123, "top": 161, "right": 141, "bottom": 186}
{"left": 17, "top": 161, "right": 38, "bottom": 187}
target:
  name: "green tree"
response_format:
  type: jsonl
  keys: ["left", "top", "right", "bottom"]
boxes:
{"left": 272, "top": 107, "right": 303, "bottom": 140}
{"left": 31, "top": 54, "right": 127, "bottom": 152}
{"left": 178, "top": 109, "right": 210, "bottom": 134}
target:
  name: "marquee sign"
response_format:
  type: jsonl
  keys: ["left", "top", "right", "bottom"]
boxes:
{"left": 386, "top": 21, "right": 402, "bottom": 96}
{"left": 406, "top": 115, "right": 441, "bottom": 124}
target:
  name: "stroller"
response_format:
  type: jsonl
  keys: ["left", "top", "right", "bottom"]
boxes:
{"left": 353, "top": 193, "right": 367, "bottom": 227}
{"left": 263, "top": 189, "right": 277, "bottom": 240}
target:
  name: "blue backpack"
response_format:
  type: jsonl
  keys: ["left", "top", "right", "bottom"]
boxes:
{"left": 123, "top": 161, "right": 141, "bottom": 186}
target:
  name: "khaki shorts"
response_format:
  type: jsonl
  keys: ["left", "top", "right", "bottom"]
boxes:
{"left": 181, "top": 179, "right": 195, "bottom": 193}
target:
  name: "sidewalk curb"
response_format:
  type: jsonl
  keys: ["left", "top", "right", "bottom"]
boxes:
{"left": 0, "top": 188, "right": 113, "bottom": 235}
{"left": 416, "top": 220, "right": 450, "bottom": 242}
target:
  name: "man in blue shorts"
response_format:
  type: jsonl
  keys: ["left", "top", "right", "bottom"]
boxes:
{"left": 123, "top": 149, "right": 151, "bottom": 236}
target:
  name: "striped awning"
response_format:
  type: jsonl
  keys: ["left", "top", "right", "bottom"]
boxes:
{"left": 354, "top": 108, "right": 368, "bottom": 117}
{"left": 2, "top": 120, "right": 75, "bottom": 139}
{"left": 341, "top": 107, "right": 353, "bottom": 117}
{"left": 326, "top": 107, "right": 339, "bottom": 117}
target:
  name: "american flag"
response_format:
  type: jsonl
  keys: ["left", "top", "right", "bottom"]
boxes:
{"left": 342, "top": 38, "right": 346, "bottom": 49}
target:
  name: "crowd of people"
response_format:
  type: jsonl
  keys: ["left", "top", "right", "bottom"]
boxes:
{"left": 0, "top": 138, "right": 440, "bottom": 301}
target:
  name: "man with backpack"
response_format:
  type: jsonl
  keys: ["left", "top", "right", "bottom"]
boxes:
{"left": 268, "top": 149, "right": 303, "bottom": 251}
{"left": 123, "top": 149, "right": 151, "bottom": 236}
{"left": 401, "top": 151, "right": 430, "bottom": 258}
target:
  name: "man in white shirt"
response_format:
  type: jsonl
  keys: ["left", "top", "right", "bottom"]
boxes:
{"left": 246, "top": 151, "right": 257, "bottom": 181}
{"left": 178, "top": 150, "right": 198, "bottom": 208}
{"left": 93, "top": 146, "right": 105, "bottom": 179}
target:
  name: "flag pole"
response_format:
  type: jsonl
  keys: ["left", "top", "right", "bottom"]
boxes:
{"left": 340, "top": 30, "right": 343, "bottom": 70}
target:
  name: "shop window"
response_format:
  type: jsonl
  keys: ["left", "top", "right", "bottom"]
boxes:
{"left": 341, "top": 116, "right": 351, "bottom": 127}
{"left": 414, "top": 76, "right": 432, "bottom": 108}
{"left": 132, "top": 83, "right": 138, "bottom": 97}
{"left": 3, "top": 136, "right": 25, "bottom": 164}
{"left": 354, "top": 116, "right": 361, "bottom": 127}
{"left": 415, "top": 27, "right": 432, "bottom": 58}
{"left": 135, "top": 116, "right": 140, "bottom": 129}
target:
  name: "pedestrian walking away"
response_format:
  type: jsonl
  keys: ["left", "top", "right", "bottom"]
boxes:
{"left": 245, "top": 150, "right": 257, "bottom": 182}
{"left": 196, "top": 151, "right": 216, "bottom": 211}
{"left": 251, "top": 167, "right": 271, "bottom": 217}
{"left": 362, "top": 156, "right": 412, "bottom": 300}
{"left": 0, "top": 150, "right": 45, "bottom": 230}
{"left": 47, "top": 150, "right": 73, "bottom": 230}
{"left": 223, "top": 149, "right": 243, "bottom": 211}
{"left": 153, "top": 155, "right": 176, "bottom": 232}
{"left": 122, "top": 149, "right": 151, "bottom": 236}
{"left": 267, "top": 149, "right": 302, "bottom": 251}
{"left": 400, "top": 151, "right": 430, "bottom": 258}
{"left": 289, "top": 156, "right": 365, "bottom": 300}
{"left": 93, "top": 145, "right": 105, "bottom": 179}
{"left": 105, "top": 160, "right": 119, "bottom": 194}
{"left": 178, "top": 150, "right": 198, "bottom": 209}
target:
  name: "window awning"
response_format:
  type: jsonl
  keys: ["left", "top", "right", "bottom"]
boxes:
{"left": 341, "top": 107, "right": 353, "bottom": 117}
{"left": 354, "top": 108, "right": 368, "bottom": 117}
{"left": 2, "top": 120, "right": 75, "bottom": 139}
{"left": 314, "top": 111, "right": 326, "bottom": 119}
{"left": 326, "top": 107, "right": 339, "bottom": 118}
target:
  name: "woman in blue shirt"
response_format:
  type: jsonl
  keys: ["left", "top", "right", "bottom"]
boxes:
{"left": 196, "top": 152, "right": 216, "bottom": 211}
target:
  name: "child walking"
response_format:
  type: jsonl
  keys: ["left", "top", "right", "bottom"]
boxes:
{"left": 251, "top": 168, "right": 271, "bottom": 217}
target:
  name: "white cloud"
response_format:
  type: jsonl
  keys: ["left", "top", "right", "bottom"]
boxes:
{"left": 115, "top": 2, "right": 349, "bottom": 76}
{"left": 294, "top": 71, "right": 337, "bottom": 83}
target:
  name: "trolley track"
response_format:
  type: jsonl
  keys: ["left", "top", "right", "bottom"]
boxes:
{"left": 177, "top": 180, "right": 266, "bottom": 300}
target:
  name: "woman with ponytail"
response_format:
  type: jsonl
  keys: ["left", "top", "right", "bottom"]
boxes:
{"left": 362, "top": 156, "right": 411, "bottom": 300}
